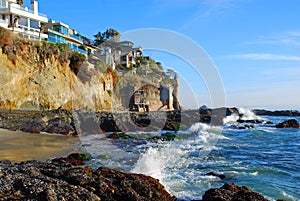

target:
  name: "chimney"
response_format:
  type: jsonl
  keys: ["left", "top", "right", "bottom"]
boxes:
{"left": 30, "top": 0, "right": 38, "bottom": 15}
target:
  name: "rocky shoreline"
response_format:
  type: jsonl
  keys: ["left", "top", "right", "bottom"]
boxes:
{"left": 0, "top": 108, "right": 297, "bottom": 200}
{"left": 0, "top": 154, "right": 286, "bottom": 201}
{"left": 0, "top": 108, "right": 299, "bottom": 136}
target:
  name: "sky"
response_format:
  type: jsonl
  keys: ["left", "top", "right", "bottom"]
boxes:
{"left": 28, "top": 0, "right": 300, "bottom": 110}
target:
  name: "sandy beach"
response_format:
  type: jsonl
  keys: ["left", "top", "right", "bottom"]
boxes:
{"left": 0, "top": 129, "right": 79, "bottom": 161}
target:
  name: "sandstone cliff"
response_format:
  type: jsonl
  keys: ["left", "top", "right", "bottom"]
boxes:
{"left": 0, "top": 28, "right": 113, "bottom": 111}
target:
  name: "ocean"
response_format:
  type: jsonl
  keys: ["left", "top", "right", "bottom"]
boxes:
{"left": 79, "top": 109, "right": 300, "bottom": 201}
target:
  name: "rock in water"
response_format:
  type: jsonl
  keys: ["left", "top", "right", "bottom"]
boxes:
{"left": 0, "top": 160, "right": 173, "bottom": 201}
{"left": 206, "top": 171, "right": 226, "bottom": 180}
{"left": 275, "top": 119, "right": 300, "bottom": 128}
{"left": 202, "top": 183, "right": 270, "bottom": 201}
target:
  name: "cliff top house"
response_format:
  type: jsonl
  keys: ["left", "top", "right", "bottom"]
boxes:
{"left": 44, "top": 19, "right": 88, "bottom": 55}
{"left": 0, "top": 0, "right": 48, "bottom": 40}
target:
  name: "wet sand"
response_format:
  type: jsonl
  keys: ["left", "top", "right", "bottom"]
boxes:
{"left": 0, "top": 129, "right": 80, "bottom": 161}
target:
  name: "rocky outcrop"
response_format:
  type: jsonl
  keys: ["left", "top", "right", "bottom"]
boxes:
{"left": 0, "top": 109, "right": 77, "bottom": 135}
{"left": 206, "top": 171, "right": 226, "bottom": 180}
{"left": 201, "top": 183, "right": 271, "bottom": 201}
{"left": 0, "top": 159, "right": 173, "bottom": 201}
{"left": 275, "top": 119, "right": 300, "bottom": 128}
{"left": 253, "top": 109, "right": 300, "bottom": 116}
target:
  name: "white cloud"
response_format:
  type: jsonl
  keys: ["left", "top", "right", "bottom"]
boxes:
{"left": 244, "top": 31, "right": 300, "bottom": 46}
{"left": 226, "top": 53, "right": 300, "bottom": 61}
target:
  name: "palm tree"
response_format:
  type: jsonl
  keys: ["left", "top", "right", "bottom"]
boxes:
{"left": 104, "top": 28, "right": 120, "bottom": 42}
{"left": 94, "top": 32, "right": 105, "bottom": 46}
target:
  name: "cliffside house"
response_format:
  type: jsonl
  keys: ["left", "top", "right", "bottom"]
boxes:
{"left": 44, "top": 19, "right": 88, "bottom": 55}
{"left": 118, "top": 41, "right": 143, "bottom": 68}
{"left": 0, "top": 0, "right": 48, "bottom": 41}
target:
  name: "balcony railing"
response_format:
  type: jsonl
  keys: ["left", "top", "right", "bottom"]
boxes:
{"left": 9, "top": 4, "right": 47, "bottom": 18}
{"left": 77, "top": 48, "right": 88, "bottom": 55}
{"left": 70, "top": 34, "right": 83, "bottom": 43}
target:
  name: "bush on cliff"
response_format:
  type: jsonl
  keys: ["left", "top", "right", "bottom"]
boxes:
{"left": 69, "top": 51, "right": 86, "bottom": 75}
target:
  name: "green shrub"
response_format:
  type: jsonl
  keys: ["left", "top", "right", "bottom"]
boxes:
{"left": 69, "top": 51, "right": 86, "bottom": 75}
{"left": 107, "top": 89, "right": 113, "bottom": 96}
{"left": 95, "top": 60, "right": 108, "bottom": 72}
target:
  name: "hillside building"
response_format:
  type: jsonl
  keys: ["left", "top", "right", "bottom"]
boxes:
{"left": 0, "top": 0, "right": 48, "bottom": 40}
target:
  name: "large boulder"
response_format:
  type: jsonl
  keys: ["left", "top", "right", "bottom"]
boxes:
{"left": 201, "top": 183, "right": 270, "bottom": 201}
{"left": 275, "top": 119, "right": 300, "bottom": 128}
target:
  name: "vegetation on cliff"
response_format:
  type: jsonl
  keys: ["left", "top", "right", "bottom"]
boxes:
{"left": 0, "top": 27, "right": 86, "bottom": 74}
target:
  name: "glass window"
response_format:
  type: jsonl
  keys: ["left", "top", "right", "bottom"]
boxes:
{"left": 48, "top": 33, "right": 66, "bottom": 44}
{"left": 18, "top": 17, "right": 28, "bottom": 27}
{"left": 48, "top": 33, "right": 56, "bottom": 43}
{"left": 30, "top": 19, "right": 39, "bottom": 29}
{"left": 0, "top": 0, "right": 7, "bottom": 8}
{"left": 53, "top": 25, "right": 68, "bottom": 36}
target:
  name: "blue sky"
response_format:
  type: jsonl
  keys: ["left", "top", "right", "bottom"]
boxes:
{"left": 31, "top": 0, "right": 300, "bottom": 110}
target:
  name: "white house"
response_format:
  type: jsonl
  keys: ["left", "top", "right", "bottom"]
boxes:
{"left": 0, "top": 0, "right": 48, "bottom": 40}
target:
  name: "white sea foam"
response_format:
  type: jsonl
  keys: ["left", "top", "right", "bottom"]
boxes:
{"left": 249, "top": 171, "right": 259, "bottom": 176}
{"left": 223, "top": 114, "right": 239, "bottom": 124}
{"left": 282, "top": 191, "right": 297, "bottom": 201}
{"left": 239, "top": 108, "right": 263, "bottom": 120}
{"left": 131, "top": 122, "right": 227, "bottom": 190}
{"left": 188, "top": 122, "right": 222, "bottom": 134}
{"left": 223, "top": 108, "right": 266, "bottom": 125}
{"left": 131, "top": 143, "right": 188, "bottom": 180}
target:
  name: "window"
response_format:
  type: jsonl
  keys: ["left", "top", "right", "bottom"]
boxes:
{"left": 29, "top": 36, "right": 40, "bottom": 41}
{"left": 48, "top": 33, "right": 56, "bottom": 43}
{"left": 0, "top": 0, "right": 7, "bottom": 8}
{"left": 48, "top": 33, "right": 66, "bottom": 44}
{"left": 30, "top": 19, "right": 39, "bottom": 29}
{"left": 18, "top": 17, "right": 28, "bottom": 27}
{"left": 53, "top": 25, "right": 68, "bottom": 36}
{"left": 1, "top": 14, "right": 5, "bottom": 21}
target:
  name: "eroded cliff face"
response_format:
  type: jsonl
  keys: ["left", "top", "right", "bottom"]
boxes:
{"left": 0, "top": 46, "right": 113, "bottom": 111}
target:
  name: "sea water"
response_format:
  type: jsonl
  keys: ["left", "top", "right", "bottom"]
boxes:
{"left": 80, "top": 109, "right": 300, "bottom": 201}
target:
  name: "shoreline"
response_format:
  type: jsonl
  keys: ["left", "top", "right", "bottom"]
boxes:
{"left": 0, "top": 109, "right": 296, "bottom": 200}
{"left": 0, "top": 108, "right": 299, "bottom": 137}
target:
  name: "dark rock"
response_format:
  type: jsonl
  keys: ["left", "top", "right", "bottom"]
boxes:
{"left": 0, "top": 109, "right": 78, "bottom": 135}
{"left": 275, "top": 119, "right": 300, "bottom": 128}
{"left": 202, "top": 183, "right": 270, "bottom": 201}
{"left": 253, "top": 109, "right": 300, "bottom": 116}
{"left": 206, "top": 171, "right": 226, "bottom": 180}
{"left": 51, "top": 153, "right": 91, "bottom": 166}
{"left": 0, "top": 159, "right": 173, "bottom": 201}
{"left": 237, "top": 119, "right": 263, "bottom": 124}
{"left": 228, "top": 124, "right": 254, "bottom": 130}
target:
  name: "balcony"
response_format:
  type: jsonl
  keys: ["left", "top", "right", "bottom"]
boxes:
{"left": 70, "top": 34, "right": 83, "bottom": 43}
{"left": 15, "top": 5, "right": 47, "bottom": 17}
{"left": 2, "top": 4, "right": 48, "bottom": 22}
{"left": 77, "top": 48, "right": 88, "bottom": 55}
